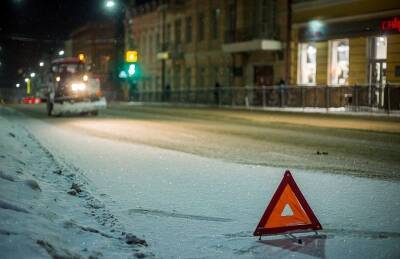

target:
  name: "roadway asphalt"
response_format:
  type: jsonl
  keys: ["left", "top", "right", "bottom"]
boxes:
{"left": 7, "top": 103, "right": 400, "bottom": 180}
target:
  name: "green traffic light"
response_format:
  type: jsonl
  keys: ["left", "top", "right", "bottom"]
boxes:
{"left": 128, "top": 64, "right": 136, "bottom": 76}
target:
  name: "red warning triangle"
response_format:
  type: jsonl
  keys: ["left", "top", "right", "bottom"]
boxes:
{"left": 254, "top": 170, "right": 322, "bottom": 236}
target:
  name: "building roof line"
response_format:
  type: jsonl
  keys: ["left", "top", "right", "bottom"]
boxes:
{"left": 293, "top": 9, "right": 400, "bottom": 28}
{"left": 292, "top": 0, "right": 361, "bottom": 12}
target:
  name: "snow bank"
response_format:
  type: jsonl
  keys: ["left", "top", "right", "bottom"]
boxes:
{"left": 0, "top": 108, "right": 152, "bottom": 259}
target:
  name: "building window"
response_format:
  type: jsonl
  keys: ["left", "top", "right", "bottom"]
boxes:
{"left": 368, "top": 36, "right": 387, "bottom": 88}
{"left": 259, "top": 0, "right": 275, "bottom": 37}
{"left": 198, "top": 12, "right": 205, "bottom": 41}
{"left": 297, "top": 43, "right": 317, "bottom": 85}
{"left": 211, "top": 8, "right": 220, "bottom": 40}
{"left": 197, "top": 67, "right": 205, "bottom": 87}
{"left": 185, "top": 16, "right": 192, "bottom": 43}
{"left": 175, "top": 19, "right": 182, "bottom": 45}
{"left": 225, "top": 2, "right": 236, "bottom": 42}
{"left": 156, "top": 33, "right": 160, "bottom": 51}
{"left": 225, "top": 67, "right": 233, "bottom": 86}
{"left": 372, "top": 36, "right": 387, "bottom": 60}
{"left": 185, "top": 67, "right": 191, "bottom": 89}
{"left": 155, "top": 76, "right": 160, "bottom": 90}
{"left": 174, "top": 65, "right": 181, "bottom": 90}
{"left": 149, "top": 35, "right": 153, "bottom": 58}
{"left": 166, "top": 23, "right": 171, "bottom": 46}
{"left": 211, "top": 66, "right": 219, "bottom": 84}
{"left": 329, "top": 39, "right": 349, "bottom": 85}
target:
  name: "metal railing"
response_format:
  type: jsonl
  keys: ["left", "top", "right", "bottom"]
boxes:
{"left": 134, "top": 85, "right": 400, "bottom": 113}
{"left": 2, "top": 84, "right": 399, "bottom": 114}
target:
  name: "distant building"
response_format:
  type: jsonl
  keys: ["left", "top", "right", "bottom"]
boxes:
{"left": 126, "top": 0, "right": 289, "bottom": 93}
{"left": 69, "top": 21, "right": 118, "bottom": 91}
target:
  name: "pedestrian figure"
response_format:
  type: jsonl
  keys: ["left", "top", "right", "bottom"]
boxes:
{"left": 214, "top": 82, "right": 221, "bottom": 105}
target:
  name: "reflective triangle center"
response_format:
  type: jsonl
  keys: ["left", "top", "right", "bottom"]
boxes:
{"left": 281, "top": 204, "right": 294, "bottom": 216}
{"left": 264, "top": 185, "right": 312, "bottom": 228}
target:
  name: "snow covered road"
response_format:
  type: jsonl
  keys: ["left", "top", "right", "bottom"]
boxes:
{"left": 2, "top": 105, "right": 400, "bottom": 258}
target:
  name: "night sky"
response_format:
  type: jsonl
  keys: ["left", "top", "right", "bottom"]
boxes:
{"left": 0, "top": 0, "right": 138, "bottom": 86}
{"left": 0, "top": 0, "right": 117, "bottom": 40}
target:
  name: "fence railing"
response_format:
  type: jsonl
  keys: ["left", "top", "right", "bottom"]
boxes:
{"left": 133, "top": 85, "right": 400, "bottom": 113}
{"left": 2, "top": 84, "right": 399, "bottom": 113}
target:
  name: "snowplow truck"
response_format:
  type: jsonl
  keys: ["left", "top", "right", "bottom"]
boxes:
{"left": 46, "top": 57, "right": 106, "bottom": 116}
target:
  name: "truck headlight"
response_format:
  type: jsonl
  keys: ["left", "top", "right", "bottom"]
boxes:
{"left": 71, "top": 82, "right": 86, "bottom": 91}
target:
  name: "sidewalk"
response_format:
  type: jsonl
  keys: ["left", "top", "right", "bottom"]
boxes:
{"left": 122, "top": 101, "right": 400, "bottom": 118}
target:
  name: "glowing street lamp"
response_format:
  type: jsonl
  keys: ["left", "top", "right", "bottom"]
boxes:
{"left": 30, "top": 72, "right": 36, "bottom": 78}
{"left": 16, "top": 83, "right": 20, "bottom": 88}
{"left": 39, "top": 61, "right": 44, "bottom": 67}
{"left": 105, "top": 0, "right": 116, "bottom": 8}
{"left": 25, "top": 78, "right": 31, "bottom": 95}
{"left": 59, "top": 50, "right": 65, "bottom": 56}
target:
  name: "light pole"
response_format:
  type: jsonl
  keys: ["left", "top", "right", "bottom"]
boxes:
{"left": 104, "top": 0, "right": 135, "bottom": 101}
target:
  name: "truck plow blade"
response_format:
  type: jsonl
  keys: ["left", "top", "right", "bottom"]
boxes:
{"left": 52, "top": 97, "right": 107, "bottom": 115}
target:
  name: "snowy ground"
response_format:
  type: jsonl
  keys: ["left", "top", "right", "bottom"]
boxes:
{"left": 1, "top": 105, "right": 400, "bottom": 258}
{"left": 0, "top": 108, "right": 152, "bottom": 258}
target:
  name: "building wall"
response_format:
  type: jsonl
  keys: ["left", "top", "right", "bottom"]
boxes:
{"left": 70, "top": 21, "right": 117, "bottom": 88}
{"left": 291, "top": 0, "right": 400, "bottom": 86}
{"left": 387, "top": 34, "right": 400, "bottom": 84}
{"left": 315, "top": 41, "right": 328, "bottom": 85}
{"left": 128, "top": 0, "right": 287, "bottom": 92}
{"left": 349, "top": 37, "right": 367, "bottom": 85}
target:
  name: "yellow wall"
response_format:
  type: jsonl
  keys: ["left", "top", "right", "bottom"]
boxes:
{"left": 290, "top": 30, "right": 298, "bottom": 85}
{"left": 349, "top": 37, "right": 367, "bottom": 85}
{"left": 315, "top": 42, "right": 328, "bottom": 85}
{"left": 387, "top": 34, "right": 400, "bottom": 84}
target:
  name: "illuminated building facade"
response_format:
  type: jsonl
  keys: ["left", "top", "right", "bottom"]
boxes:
{"left": 126, "top": 0, "right": 289, "bottom": 92}
{"left": 291, "top": 0, "right": 400, "bottom": 87}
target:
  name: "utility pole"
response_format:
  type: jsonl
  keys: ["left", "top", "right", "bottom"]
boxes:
{"left": 285, "top": 0, "right": 292, "bottom": 84}
{"left": 159, "top": 3, "right": 168, "bottom": 101}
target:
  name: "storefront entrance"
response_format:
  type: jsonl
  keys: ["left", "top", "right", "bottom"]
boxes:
{"left": 368, "top": 36, "right": 387, "bottom": 108}
{"left": 254, "top": 65, "right": 274, "bottom": 86}
{"left": 368, "top": 60, "right": 387, "bottom": 107}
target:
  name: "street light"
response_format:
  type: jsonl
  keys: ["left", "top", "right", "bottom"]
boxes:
{"left": 30, "top": 72, "right": 36, "bottom": 78}
{"left": 25, "top": 78, "right": 31, "bottom": 95}
{"left": 59, "top": 50, "right": 65, "bottom": 56}
{"left": 16, "top": 83, "right": 20, "bottom": 88}
{"left": 105, "top": 0, "right": 116, "bottom": 9}
{"left": 39, "top": 61, "right": 44, "bottom": 67}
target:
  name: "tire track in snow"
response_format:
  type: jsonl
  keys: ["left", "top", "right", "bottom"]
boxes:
{"left": 128, "top": 208, "right": 233, "bottom": 222}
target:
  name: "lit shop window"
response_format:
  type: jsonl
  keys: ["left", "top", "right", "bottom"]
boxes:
{"left": 374, "top": 36, "right": 387, "bottom": 60}
{"left": 298, "top": 43, "right": 317, "bottom": 85}
{"left": 329, "top": 39, "right": 349, "bottom": 85}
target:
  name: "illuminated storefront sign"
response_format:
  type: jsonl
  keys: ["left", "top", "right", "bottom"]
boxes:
{"left": 381, "top": 17, "right": 400, "bottom": 32}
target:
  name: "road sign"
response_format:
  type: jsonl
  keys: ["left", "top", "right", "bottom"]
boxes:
{"left": 254, "top": 170, "right": 322, "bottom": 237}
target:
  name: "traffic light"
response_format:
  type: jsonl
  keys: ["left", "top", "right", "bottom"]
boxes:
{"left": 126, "top": 51, "right": 138, "bottom": 63}
{"left": 119, "top": 50, "right": 141, "bottom": 81}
